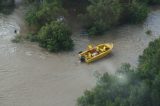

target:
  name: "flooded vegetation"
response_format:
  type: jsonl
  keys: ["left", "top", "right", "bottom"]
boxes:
{"left": 0, "top": 0, "right": 160, "bottom": 106}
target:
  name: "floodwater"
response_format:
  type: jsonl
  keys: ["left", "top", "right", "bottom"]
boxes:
{"left": 0, "top": 2, "right": 160, "bottom": 106}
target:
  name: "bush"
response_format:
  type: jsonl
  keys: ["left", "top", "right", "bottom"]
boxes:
{"left": 136, "top": 0, "right": 150, "bottom": 4}
{"left": 25, "top": 1, "right": 66, "bottom": 29}
{"left": 138, "top": 38, "right": 160, "bottom": 80}
{"left": 26, "top": 33, "right": 38, "bottom": 42}
{"left": 134, "top": 0, "right": 160, "bottom": 5}
{"left": 77, "top": 64, "right": 138, "bottom": 106}
{"left": 24, "top": 0, "right": 36, "bottom": 4}
{"left": 0, "top": 0, "right": 15, "bottom": 14}
{"left": 25, "top": 0, "right": 73, "bottom": 52}
{"left": 148, "top": 0, "right": 160, "bottom": 4}
{"left": 38, "top": 21, "right": 74, "bottom": 52}
{"left": 25, "top": 6, "right": 39, "bottom": 26}
{"left": 84, "top": 0, "right": 122, "bottom": 35}
{"left": 126, "top": 1, "right": 149, "bottom": 23}
{"left": 81, "top": 0, "right": 150, "bottom": 35}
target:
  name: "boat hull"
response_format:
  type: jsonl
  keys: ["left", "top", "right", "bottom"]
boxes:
{"left": 79, "top": 43, "right": 113, "bottom": 63}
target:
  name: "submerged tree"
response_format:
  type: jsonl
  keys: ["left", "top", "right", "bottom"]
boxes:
{"left": 25, "top": 0, "right": 66, "bottom": 29}
{"left": 84, "top": 0, "right": 122, "bottom": 35}
{"left": 80, "top": 0, "right": 149, "bottom": 35}
{"left": 0, "top": 0, "right": 15, "bottom": 14}
{"left": 38, "top": 21, "right": 74, "bottom": 52}
{"left": 25, "top": 0, "right": 74, "bottom": 52}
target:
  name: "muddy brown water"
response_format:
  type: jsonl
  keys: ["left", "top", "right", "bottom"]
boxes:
{"left": 0, "top": 3, "right": 160, "bottom": 106}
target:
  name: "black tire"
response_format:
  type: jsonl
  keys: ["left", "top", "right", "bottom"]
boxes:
{"left": 80, "top": 56, "right": 85, "bottom": 62}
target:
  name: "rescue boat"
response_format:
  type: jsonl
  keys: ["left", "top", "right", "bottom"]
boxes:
{"left": 79, "top": 43, "right": 113, "bottom": 63}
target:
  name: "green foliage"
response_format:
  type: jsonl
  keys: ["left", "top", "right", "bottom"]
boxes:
{"left": 126, "top": 1, "right": 149, "bottom": 23}
{"left": 25, "top": 1, "right": 66, "bottom": 28}
{"left": 136, "top": 0, "right": 150, "bottom": 4}
{"left": 0, "top": 0, "right": 15, "bottom": 14}
{"left": 25, "top": 0, "right": 160, "bottom": 36}
{"left": 138, "top": 38, "right": 160, "bottom": 80}
{"left": 136, "top": 0, "right": 160, "bottom": 4}
{"left": 24, "top": 0, "right": 37, "bottom": 4}
{"left": 149, "top": 0, "right": 160, "bottom": 4}
{"left": 61, "top": 0, "right": 89, "bottom": 14}
{"left": 128, "top": 82, "right": 152, "bottom": 106}
{"left": 26, "top": 33, "right": 38, "bottom": 42}
{"left": 77, "top": 64, "right": 138, "bottom": 106}
{"left": 84, "top": 0, "right": 122, "bottom": 35}
{"left": 151, "top": 73, "right": 160, "bottom": 106}
{"left": 78, "top": 38, "right": 160, "bottom": 106}
{"left": 25, "top": 6, "right": 38, "bottom": 26}
{"left": 25, "top": 0, "right": 73, "bottom": 52}
{"left": 81, "top": 0, "right": 149, "bottom": 35}
{"left": 38, "top": 21, "right": 73, "bottom": 52}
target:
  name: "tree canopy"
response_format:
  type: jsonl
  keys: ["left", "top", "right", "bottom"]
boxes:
{"left": 0, "top": 0, "right": 15, "bottom": 14}
{"left": 25, "top": 0, "right": 74, "bottom": 52}
{"left": 24, "top": 0, "right": 160, "bottom": 51}
{"left": 38, "top": 21, "right": 73, "bottom": 52}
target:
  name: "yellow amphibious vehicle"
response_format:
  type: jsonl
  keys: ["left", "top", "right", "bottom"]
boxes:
{"left": 79, "top": 43, "right": 113, "bottom": 63}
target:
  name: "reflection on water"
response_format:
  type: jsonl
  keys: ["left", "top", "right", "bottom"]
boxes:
{"left": 0, "top": 5, "right": 160, "bottom": 106}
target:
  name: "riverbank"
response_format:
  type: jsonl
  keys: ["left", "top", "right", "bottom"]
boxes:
{"left": 0, "top": 3, "right": 160, "bottom": 106}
